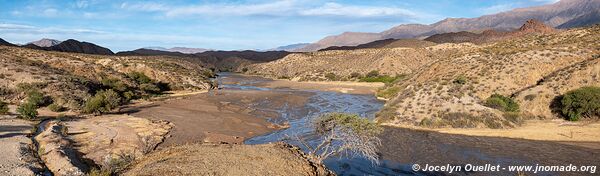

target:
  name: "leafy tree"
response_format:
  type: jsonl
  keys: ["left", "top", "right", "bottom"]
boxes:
{"left": 17, "top": 102, "right": 38, "bottom": 120}
{"left": 560, "top": 86, "right": 600, "bottom": 121}
{"left": 485, "top": 94, "right": 519, "bottom": 112}
{"left": 297, "top": 113, "right": 383, "bottom": 164}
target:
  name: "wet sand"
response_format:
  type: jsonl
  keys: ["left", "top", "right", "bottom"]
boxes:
{"left": 128, "top": 89, "right": 313, "bottom": 147}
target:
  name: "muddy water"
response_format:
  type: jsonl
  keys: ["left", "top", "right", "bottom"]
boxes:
{"left": 218, "top": 73, "right": 410, "bottom": 175}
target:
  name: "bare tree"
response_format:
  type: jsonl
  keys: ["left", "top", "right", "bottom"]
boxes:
{"left": 296, "top": 113, "right": 383, "bottom": 164}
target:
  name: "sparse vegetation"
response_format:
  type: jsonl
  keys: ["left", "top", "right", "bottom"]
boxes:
{"left": 376, "top": 86, "right": 401, "bottom": 99}
{"left": 83, "top": 89, "right": 122, "bottom": 115}
{"left": 558, "top": 86, "right": 600, "bottom": 121}
{"left": 485, "top": 94, "right": 520, "bottom": 112}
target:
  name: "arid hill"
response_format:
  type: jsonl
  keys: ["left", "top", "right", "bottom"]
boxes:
{"left": 0, "top": 46, "right": 213, "bottom": 111}
{"left": 319, "top": 38, "right": 435, "bottom": 51}
{"left": 296, "top": 0, "right": 600, "bottom": 51}
{"left": 118, "top": 48, "right": 291, "bottom": 71}
{"left": 246, "top": 24, "right": 600, "bottom": 129}
{"left": 424, "top": 19, "right": 556, "bottom": 44}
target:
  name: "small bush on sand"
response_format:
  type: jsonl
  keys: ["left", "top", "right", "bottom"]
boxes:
{"left": 0, "top": 100, "right": 9, "bottom": 114}
{"left": 559, "top": 86, "right": 600, "bottom": 121}
{"left": 84, "top": 89, "right": 122, "bottom": 115}
{"left": 294, "top": 113, "right": 382, "bottom": 164}
{"left": 485, "top": 94, "right": 519, "bottom": 112}
{"left": 17, "top": 102, "right": 38, "bottom": 120}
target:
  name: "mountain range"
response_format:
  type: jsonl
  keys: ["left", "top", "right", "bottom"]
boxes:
{"left": 295, "top": 0, "right": 600, "bottom": 51}
{"left": 143, "top": 47, "right": 212, "bottom": 54}
{"left": 424, "top": 19, "right": 557, "bottom": 44}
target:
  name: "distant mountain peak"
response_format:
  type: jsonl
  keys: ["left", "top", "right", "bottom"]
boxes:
{"left": 28, "top": 38, "right": 61, "bottom": 47}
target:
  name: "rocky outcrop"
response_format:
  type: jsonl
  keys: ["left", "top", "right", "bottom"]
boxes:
{"left": 35, "top": 121, "right": 87, "bottom": 176}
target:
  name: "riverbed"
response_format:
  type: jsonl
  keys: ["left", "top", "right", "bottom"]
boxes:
{"left": 131, "top": 73, "right": 600, "bottom": 176}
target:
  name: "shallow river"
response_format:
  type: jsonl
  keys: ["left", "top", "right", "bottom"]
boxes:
{"left": 217, "top": 73, "right": 412, "bottom": 175}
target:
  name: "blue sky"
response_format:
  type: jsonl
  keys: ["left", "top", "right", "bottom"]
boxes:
{"left": 0, "top": 0, "right": 559, "bottom": 51}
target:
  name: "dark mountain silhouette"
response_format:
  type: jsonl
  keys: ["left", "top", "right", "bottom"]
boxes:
{"left": 425, "top": 19, "right": 556, "bottom": 44}
{"left": 46, "top": 39, "right": 114, "bottom": 55}
{"left": 0, "top": 38, "right": 17, "bottom": 47}
{"left": 117, "top": 48, "right": 291, "bottom": 71}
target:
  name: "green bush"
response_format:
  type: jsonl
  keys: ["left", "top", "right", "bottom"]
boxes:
{"left": 101, "top": 78, "right": 129, "bottom": 92}
{"left": 559, "top": 86, "right": 600, "bottom": 121}
{"left": 48, "top": 103, "right": 65, "bottom": 112}
{"left": 26, "top": 90, "right": 47, "bottom": 107}
{"left": 485, "top": 94, "right": 519, "bottom": 112}
{"left": 0, "top": 100, "right": 9, "bottom": 114}
{"left": 83, "top": 89, "right": 122, "bottom": 114}
{"left": 127, "top": 72, "right": 152, "bottom": 84}
{"left": 140, "top": 83, "right": 161, "bottom": 94}
{"left": 17, "top": 102, "right": 38, "bottom": 120}
{"left": 359, "top": 75, "right": 400, "bottom": 84}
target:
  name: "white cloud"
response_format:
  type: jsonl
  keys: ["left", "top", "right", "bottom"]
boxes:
{"left": 0, "top": 23, "right": 35, "bottom": 30}
{"left": 0, "top": 22, "right": 105, "bottom": 35}
{"left": 300, "top": 2, "right": 416, "bottom": 18}
{"left": 43, "top": 8, "right": 59, "bottom": 17}
{"left": 120, "top": 2, "right": 169, "bottom": 12}
{"left": 119, "top": 0, "right": 422, "bottom": 20}
{"left": 478, "top": 3, "right": 517, "bottom": 14}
